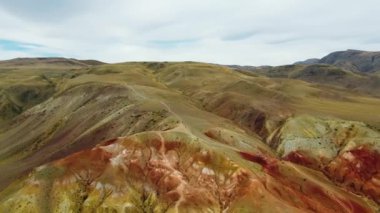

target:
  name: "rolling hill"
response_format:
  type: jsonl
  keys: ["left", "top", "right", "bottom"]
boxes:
{"left": 0, "top": 57, "right": 379, "bottom": 212}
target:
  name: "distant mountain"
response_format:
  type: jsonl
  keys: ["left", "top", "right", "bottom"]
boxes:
{"left": 294, "top": 50, "right": 380, "bottom": 73}
{"left": 320, "top": 49, "right": 380, "bottom": 73}
{"left": 293, "top": 58, "right": 319, "bottom": 65}
{"left": 227, "top": 65, "right": 272, "bottom": 72}
{"left": 0, "top": 57, "right": 105, "bottom": 67}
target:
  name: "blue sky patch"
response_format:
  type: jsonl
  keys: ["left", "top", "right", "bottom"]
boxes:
{"left": 0, "top": 39, "right": 60, "bottom": 57}
{"left": 0, "top": 39, "right": 42, "bottom": 51}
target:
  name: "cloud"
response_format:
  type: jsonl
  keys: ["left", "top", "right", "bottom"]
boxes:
{"left": 148, "top": 39, "right": 199, "bottom": 49}
{"left": 222, "top": 31, "right": 258, "bottom": 41}
{"left": 0, "top": 0, "right": 379, "bottom": 65}
{"left": 0, "top": 0, "right": 90, "bottom": 22}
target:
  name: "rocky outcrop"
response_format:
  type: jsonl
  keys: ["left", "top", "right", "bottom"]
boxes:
{"left": 270, "top": 115, "right": 380, "bottom": 204}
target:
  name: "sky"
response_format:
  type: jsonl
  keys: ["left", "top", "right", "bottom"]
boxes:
{"left": 0, "top": 0, "right": 379, "bottom": 66}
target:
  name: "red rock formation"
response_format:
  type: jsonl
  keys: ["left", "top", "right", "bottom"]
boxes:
{"left": 326, "top": 146, "right": 380, "bottom": 204}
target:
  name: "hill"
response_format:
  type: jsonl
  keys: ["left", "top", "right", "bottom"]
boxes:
{"left": 295, "top": 49, "right": 380, "bottom": 73}
{"left": 234, "top": 63, "right": 380, "bottom": 98}
{"left": 0, "top": 57, "right": 105, "bottom": 67}
{"left": 0, "top": 60, "right": 379, "bottom": 212}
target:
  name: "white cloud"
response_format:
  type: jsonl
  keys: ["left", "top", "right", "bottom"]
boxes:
{"left": 0, "top": 0, "right": 379, "bottom": 65}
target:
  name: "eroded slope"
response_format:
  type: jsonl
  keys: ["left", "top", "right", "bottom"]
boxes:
{"left": 1, "top": 130, "right": 377, "bottom": 212}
